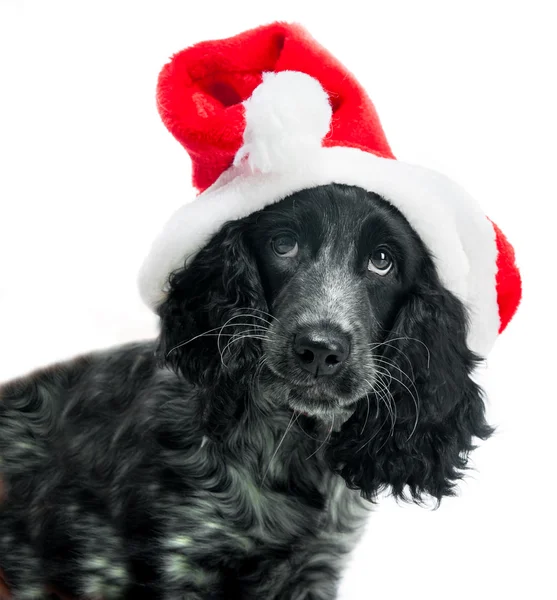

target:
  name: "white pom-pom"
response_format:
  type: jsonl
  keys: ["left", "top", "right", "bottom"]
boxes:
{"left": 234, "top": 71, "right": 332, "bottom": 173}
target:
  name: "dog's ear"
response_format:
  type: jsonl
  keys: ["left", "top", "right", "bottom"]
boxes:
{"left": 157, "top": 219, "right": 268, "bottom": 388}
{"left": 327, "top": 275, "right": 493, "bottom": 505}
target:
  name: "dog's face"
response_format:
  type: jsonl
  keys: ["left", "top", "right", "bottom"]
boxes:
{"left": 247, "top": 187, "right": 423, "bottom": 420}
{"left": 159, "top": 184, "right": 492, "bottom": 503}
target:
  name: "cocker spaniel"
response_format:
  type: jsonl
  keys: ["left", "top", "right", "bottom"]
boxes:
{"left": 0, "top": 184, "right": 492, "bottom": 599}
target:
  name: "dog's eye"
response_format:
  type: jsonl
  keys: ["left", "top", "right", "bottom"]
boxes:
{"left": 368, "top": 249, "right": 393, "bottom": 275}
{"left": 272, "top": 234, "right": 298, "bottom": 258}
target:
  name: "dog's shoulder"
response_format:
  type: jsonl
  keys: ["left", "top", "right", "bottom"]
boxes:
{"left": 0, "top": 340, "right": 187, "bottom": 481}
{"left": 0, "top": 340, "right": 157, "bottom": 405}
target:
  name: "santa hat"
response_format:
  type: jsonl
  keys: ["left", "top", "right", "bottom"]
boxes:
{"left": 138, "top": 22, "right": 521, "bottom": 358}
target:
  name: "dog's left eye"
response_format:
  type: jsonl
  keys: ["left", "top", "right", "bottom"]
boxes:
{"left": 368, "top": 248, "right": 393, "bottom": 275}
{"left": 272, "top": 234, "right": 299, "bottom": 258}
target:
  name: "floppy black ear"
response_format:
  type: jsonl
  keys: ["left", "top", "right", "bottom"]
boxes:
{"left": 327, "top": 275, "right": 493, "bottom": 504}
{"left": 157, "top": 219, "right": 268, "bottom": 389}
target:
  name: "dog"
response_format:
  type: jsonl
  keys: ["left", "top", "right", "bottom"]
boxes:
{"left": 0, "top": 183, "right": 492, "bottom": 599}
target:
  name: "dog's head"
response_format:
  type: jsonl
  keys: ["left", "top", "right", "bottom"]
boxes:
{"left": 158, "top": 184, "right": 492, "bottom": 503}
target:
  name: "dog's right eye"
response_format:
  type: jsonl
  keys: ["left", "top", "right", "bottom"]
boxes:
{"left": 272, "top": 234, "right": 299, "bottom": 258}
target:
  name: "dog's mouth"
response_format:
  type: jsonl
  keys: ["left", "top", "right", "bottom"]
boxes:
{"left": 287, "top": 387, "right": 359, "bottom": 420}
{"left": 260, "top": 361, "right": 363, "bottom": 419}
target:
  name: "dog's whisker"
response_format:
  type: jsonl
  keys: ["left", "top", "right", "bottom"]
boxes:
{"left": 363, "top": 372, "right": 398, "bottom": 451}
{"left": 244, "top": 357, "right": 269, "bottom": 424}
{"left": 360, "top": 379, "right": 374, "bottom": 436}
{"left": 365, "top": 371, "right": 382, "bottom": 416}
{"left": 217, "top": 314, "right": 270, "bottom": 364}
{"left": 236, "top": 307, "right": 279, "bottom": 324}
{"left": 226, "top": 330, "right": 271, "bottom": 345}
{"left": 250, "top": 357, "right": 269, "bottom": 409}
{"left": 371, "top": 355, "right": 421, "bottom": 440}
{"left": 371, "top": 356, "right": 421, "bottom": 413}
{"left": 261, "top": 412, "right": 299, "bottom": 485}
{"left": 374, "top": 392, "right": 381, "bottom": 420}
{"left": 371, "top": 355, "right": 415, "bottom": 384}
{"left": 174, "top": 332, "right": 256, "bottom": 340}
{"left": 368, "top": 377, "right": 389, "bottom": 424}
{"left": 369, "top": 341, "right": 417, "bottom": 381}
{"left": 370, "top": 370, "right": 397, "bottom": 437}
{"left": 359, "top": 357, "right": 420, "bottom": 442}
{"left": 373, "top": 363, "right": 420, "bottom": 439}
{"left": 380, "top": 377, "right": 397, "bottom": 437}
{"left": 221, "top": 334, "right": 271, "bottom": 366}
{"left": 224, "top": 312, "right": 274, "bottom": 326}
{"left": 372, "top": 355, "right": 420, "bottom": 397}
{"left": 355, "top": 403, "right": 392, "bottom": 454}
{"left": 217, "top": 330, "right": 270, "bottom": 369}
{"left": 295, "top": 419, "right": 333, "bottom": 444}
{"left": 373, "top": 367, "right": 401, "bottom": 415}
{"left": 370, "top": 337, "right": 431, "bottom": 370}
{"left": 305, "top": 417, "right": 334, "bottom": 461}
{"left": 166, "top": 322, "right": 269, "bottom": 356}
{"left": 361, "top": 393, "right": 371, "bottom": 437}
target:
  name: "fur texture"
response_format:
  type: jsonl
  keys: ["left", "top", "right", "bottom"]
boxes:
{"left": 0, "top": 185, "right": 492, "bottom": 599}
{"left": 233, "top": 71, "right": 332, "bottom": 173}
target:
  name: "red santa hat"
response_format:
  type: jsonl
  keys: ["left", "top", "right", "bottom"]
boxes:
{"left": 138, "top": 22, "right": 521, "bottom": 358}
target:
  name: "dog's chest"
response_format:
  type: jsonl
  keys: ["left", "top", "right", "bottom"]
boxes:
{"left": 227, "top": 463, "right": 324, "bottom": 546}
{"left": 165, "top": 444, "right": 330, "bottom": 555}
{"left": 161, "top": 413, "right": 349, "bottom": 563}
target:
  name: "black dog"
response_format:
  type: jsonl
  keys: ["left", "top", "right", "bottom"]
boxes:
{"left": 0, "top": 184, "right": 492, "bottom": 599}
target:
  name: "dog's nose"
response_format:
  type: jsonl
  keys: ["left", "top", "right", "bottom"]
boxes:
{"left": 293, "top": 329, "right": 350, "bottom": 377}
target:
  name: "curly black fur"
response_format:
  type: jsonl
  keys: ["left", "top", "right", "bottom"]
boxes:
{"left": 0, "top": 184, "right": 492, "bottom": 599}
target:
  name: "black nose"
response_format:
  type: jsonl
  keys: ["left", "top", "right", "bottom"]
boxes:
{"left": 293, "top": 329, "right": 351, "bottom": 377}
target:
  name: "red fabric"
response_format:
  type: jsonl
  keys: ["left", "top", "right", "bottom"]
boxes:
{"left": 491, "top": 220, "right": 522, "bottom": 333}
{"left": 156, "top": 22, "right": 395, "bottom": 192}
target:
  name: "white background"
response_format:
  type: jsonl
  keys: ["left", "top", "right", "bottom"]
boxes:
{"left": 1, "top": 1, "right": 556, "bottom": 598}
